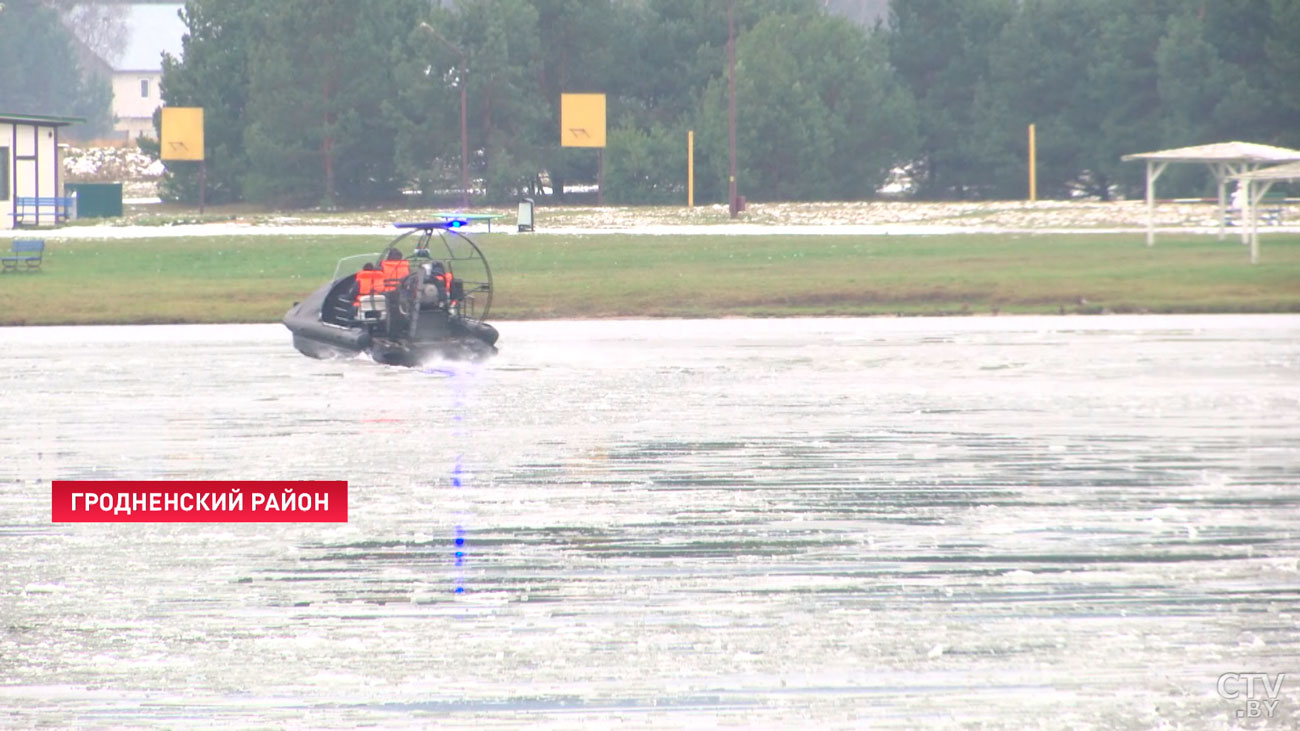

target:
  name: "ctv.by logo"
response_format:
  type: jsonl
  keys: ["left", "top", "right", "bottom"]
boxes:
{"left": 1217, "top": 672, "right": 1287, "bottom": 719}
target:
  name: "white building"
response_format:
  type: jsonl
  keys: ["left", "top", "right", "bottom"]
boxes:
{"left": 1, "top": 113, "right": 80, "bottom": 229}
{"left": 73, "top": 4, "right": 186, "bottom": 142}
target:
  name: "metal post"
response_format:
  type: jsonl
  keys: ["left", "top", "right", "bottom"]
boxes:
{"left": 687, "top": 130, "right": 694, "bottom": 208}
{"left": 1027, "top": 123, "right": 1036, "bottom": 202}
{"left": 727, "top": 0, "right": 737, "bottom": 219}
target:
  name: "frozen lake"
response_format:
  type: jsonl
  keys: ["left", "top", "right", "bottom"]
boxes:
{"left": 1, "top": 316, "right": 1298, "bottom": 728}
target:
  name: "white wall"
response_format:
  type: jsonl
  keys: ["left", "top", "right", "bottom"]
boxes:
{"left": 38, "top": 123, "right": 59, "bottom": 198}
{"left": 112, "top": 71, "right": 163, "bottom": 140}
{"left": 1, "top": 121, "right": 65, "bottom": 229}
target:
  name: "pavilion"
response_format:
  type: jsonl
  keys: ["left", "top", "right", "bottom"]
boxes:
{"left": 1121, "top": 141, "right": 1300, "bottom": 252}
{"left": 1232, "top": 160, "right": 1300, "bottom": 264}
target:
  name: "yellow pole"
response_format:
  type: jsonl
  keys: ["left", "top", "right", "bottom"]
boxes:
{"left": 687, "top": 130, "right": 695, "bottom": 208}
{"left": 1028, "top": 123, "right": 1037, "bottom": 202}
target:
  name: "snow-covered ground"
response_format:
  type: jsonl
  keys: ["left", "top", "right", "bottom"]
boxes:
{"left": 62, "top": 145, "right": 166, "bottom": 201}
{"left": 13, "top": 199, "right": 1295, "bottom": 240}
{"left": 49, "top": 145, "right": 1297, "bottom": 239}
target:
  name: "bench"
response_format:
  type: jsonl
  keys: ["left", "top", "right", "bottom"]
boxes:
{"left": 1, "top": 239, "right": 44, "bottom": 273}
{"left": 1259, "top": 191, "right": 1286, "bottom": 225}
{"left": 1226, "top": 191, "right": 1287, "bottom": 227}
{"left": 13, "top": 195, "right": 75, "bottom": 227}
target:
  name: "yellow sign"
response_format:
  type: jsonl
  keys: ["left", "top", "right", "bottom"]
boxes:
{"left": 161, "top": 107, "right": 205, "bottom": 161}
{"left": 560, "top": 93, "right": 605, "bottom": 148}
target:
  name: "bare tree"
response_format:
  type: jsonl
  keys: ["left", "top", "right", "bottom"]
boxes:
{"left": 59, "top": 2, "right": 129, "bottom": 65}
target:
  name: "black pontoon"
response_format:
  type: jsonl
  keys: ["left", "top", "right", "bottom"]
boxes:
{"left": 283, "top": 220, "right": 499, "bottom": 366}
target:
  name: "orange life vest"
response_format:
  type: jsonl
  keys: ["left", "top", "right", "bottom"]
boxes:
{"left": 380, "top": 259, "right": 410, "bottom": 291}
{"left": 430, "top": 270, "right": 454, "bottom": 305}
{"left": 354, "top": 269, "right": 385, "bottom": 305}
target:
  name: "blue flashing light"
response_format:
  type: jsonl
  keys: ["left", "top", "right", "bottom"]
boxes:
{"left": 393, "top": 220, "right": 471, "bottom": 231}
{"left": 455, "top": 537, "right": 465, "bottom": 546}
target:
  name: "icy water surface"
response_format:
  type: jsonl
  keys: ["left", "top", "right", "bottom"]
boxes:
{"left": 1, "top": 316, "right": 1297, "bottom": 728}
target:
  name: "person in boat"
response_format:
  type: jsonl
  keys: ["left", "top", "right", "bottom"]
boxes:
{"left": 380, "top": 248, "right": 410, "bottom": 291}
{"left": 353, "top": 262, "right": 385, "bottom": 310}
{"left": 419, "top": 260, "right": 453, "bottom": 308}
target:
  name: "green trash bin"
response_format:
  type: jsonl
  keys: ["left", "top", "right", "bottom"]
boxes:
{"left": 65, "top": 183, "right": 123, "bottom": 219}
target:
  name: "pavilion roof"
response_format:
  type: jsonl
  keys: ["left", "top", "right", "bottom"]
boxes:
{"left": 1122, "top": 141, "right": 1300, "bottom": 164}
{"left": 1235, "top": 160, "right": 1300, "bottom": 181}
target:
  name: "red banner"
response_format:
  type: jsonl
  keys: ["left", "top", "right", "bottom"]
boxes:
{"left": 51, "top": 481, "right": 348, "bottom": 523}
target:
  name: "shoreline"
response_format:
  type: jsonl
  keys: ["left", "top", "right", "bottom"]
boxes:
{"left": 5, "top": 310, "right": 1299, "bottom": 329}
{"left": 6, "top": 311, "right": 1300, "bottom": 330}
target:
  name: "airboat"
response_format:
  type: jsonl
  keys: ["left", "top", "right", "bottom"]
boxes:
{"left": 283, "top": 220, "right": 499, "bottom": 366}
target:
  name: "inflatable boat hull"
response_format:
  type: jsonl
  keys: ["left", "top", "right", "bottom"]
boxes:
{"left": 284, "top": 279, "right": 497, "bottom": 366}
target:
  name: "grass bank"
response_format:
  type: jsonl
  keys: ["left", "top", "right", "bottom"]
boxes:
{"left": 2, "top": 232, "right": 1298, "bottom": 325}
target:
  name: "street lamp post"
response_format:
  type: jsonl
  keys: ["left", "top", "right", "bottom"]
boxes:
{"left": 420, "top": 22, "right": 469, "bottom": 210}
